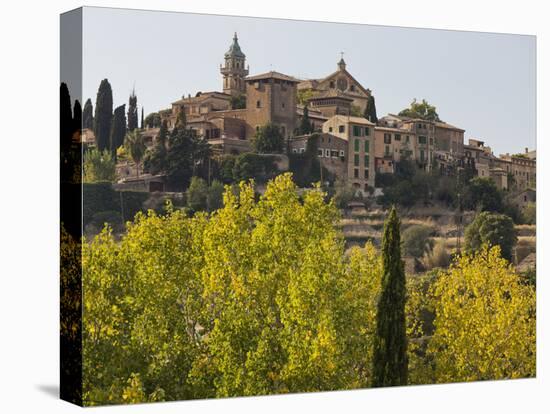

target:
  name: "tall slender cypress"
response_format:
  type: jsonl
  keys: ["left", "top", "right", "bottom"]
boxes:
{"left": 299, "top": 104, "right": 312, "bottom": 135}
{"left": 140, "top": 107, "right": 144, "bottom": 130}
{"left": 372, "top": 206, "right": 408, "bottom": 387}
{"left": 82, "top": 98, "right": 93, "bottom": 130}
{"left": 364, "top": 95, "right": 378, "bottom": 124}
{"left": 127, "top": 90, "right": 138, "bottom": 131}
{"left": 110, "top": 104, "right": 127, "bottom": 157}
{"left": 93, "top": 79, "right": 113, "bottom": 151}
{"left": 72, "top": 100, "right": 82, "bottom": 134}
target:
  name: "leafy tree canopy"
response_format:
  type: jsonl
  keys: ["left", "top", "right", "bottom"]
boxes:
{"left": 398, "top": 99, "right": 441, "bottom": 122}
{"left": 464, "top": 211, "right": 517, "bottom": 261}
{"left": 253, "top": 123, "right": 285, "bottom": 154}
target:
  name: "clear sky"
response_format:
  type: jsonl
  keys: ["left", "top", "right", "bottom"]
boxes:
{"left": 81, "top": 6, "right": 536, "bottom": 156}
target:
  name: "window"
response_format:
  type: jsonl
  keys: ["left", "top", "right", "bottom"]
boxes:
{"left": 365, "top": 127, "right": 370, "bottom": 136}
{"left": 354, "top": 139, "right": 360, "bottom": 152}
{"left": 353, "top": 125, "right": 362, "bottom": 136}
{"left": 364, "top": 140, "right": 369, "bottom": 153}
{"left": 418, "top": 123, "right": 422, "bottom": 129}
{"left": 429, "top": 138, "right": 434, "bottom": 145}
{"left": 318, "top": 148, "right": 324, "bottom": 157}
{"left": 384, "top": 133, "right": 391, "bottom": 144}
{"left": 354, "top": 169, "right": 359, "bottom": 178}
{"left": 420, "top": 150, "right": 425, "bottom": 162}
{"left": 292, "top": 148, "right": 298, "bottom": 153}
{"left": 418, "top": 136, "right": 427, "bottom": 144}
{"left": 330, "top": 81, "right": 335, "bottom": 88}
{"left": 325, "top": 149, "right": 330, "bottom": 157}
{"left": 354, "top": 154, "right": 360, "bottom": 166}
{"left": 339, "top": 125, "right": 345, "bottom": 133}
{"left": 364, "top": 155, "right": 369, "bottom": 166}
{"left": 350, "top": 85, "right": 356, "bottom": 91}
{"left": 339, "top": 150, "right": 345, "bottom": 157}
{"left": 256, "top": 100, "right": 261, "bottom": 108}
{"left": 364, "top": 169, "right": 369, "bottom": 179}
{"left": 331, "top": 150, "right": 339, "bottom": 158}
{"left": 406, "top": 135, "right": 410, "bottom": 143}
{"left": 282, "top": 102, "right": 285, "bottom": 109}
{"left": 328, "top": 127, "right": 333, "bottom": 132}
{"left": 395, "top": 134, "right": 401, "bottom": 141}
{"left": 298, "top": 148, "right": 305, "bottom": 153}
{"left": 385, "top": 145, "right": 390, "bottom": 156}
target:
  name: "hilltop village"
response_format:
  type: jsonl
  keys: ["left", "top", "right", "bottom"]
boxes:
{"left": 117, "top": 33, "right": 535, "bottom": 196}
{"left": 75, "top": 33, "right": 536, "bottom": 264}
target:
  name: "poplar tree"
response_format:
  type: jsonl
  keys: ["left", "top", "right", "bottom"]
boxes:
{"left": 372, "top": 206, "right": 408, "bottom": 387}
{"left": 93, "top": 79, "right": 113, "bottom": 151}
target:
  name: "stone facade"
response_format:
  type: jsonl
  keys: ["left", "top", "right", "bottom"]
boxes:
{"left": 220, "top": 33, "right": 249, "bottom": 96}
{"left": 298, "top": 58, "right": 371, "bottom": 113}
{"left": 146, "top": 33, "right": 534, "bottom": 197}
{"left": 289, "top": 133, "right": 349, "bottom": 182}
{"left": 243, "top": 71, "right": 299, "bottom": 140}
{"left": 322, "top": 115, "right": 376, "bottom": 190}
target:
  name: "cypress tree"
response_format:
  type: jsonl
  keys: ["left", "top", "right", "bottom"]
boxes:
{"left": 93, "top": 79, "right": 113, "bottom": 151}
{"left": 72, "top": 99, "right": 82, "bottom": 136}
{"left": 372, "top": 206, "right": 408, "bottom": 387}
{"left": 127, "top": 90, "right": 138, "bottom": 131}
{"left": 364, "top": 95, "right": 378, "bottom": 123}
{"left": 299, "top": 105, "right": 312, "bottom": 135}
{"left": 175, "top": 106, "right": 187, "bottom": 130}
{"left": 140, "top": 107, "right": 144, "bottom": 129}
{"left": 60, "top": 82, "right": 73, "bottom": 148}
{"left": 110, "top": 104, "right": 127, "bottom": 157}
{"left": 82, "top": 98, "right": 93, "bottom": 130}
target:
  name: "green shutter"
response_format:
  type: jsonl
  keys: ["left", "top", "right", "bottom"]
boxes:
{"left": 364, "top": 140, "right": 369, "bottom": 153}
{"left": 354, "top": 139, "right": 360, "bottom": 152}
{"left": 354, "top": 154, "right": 360, "bottom": 166}
{"left": 365, "top": 155, "right": 369, "bottom": 166}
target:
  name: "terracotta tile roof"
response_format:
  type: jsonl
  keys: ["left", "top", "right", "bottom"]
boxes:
{"left": 308, "top": 90, "right": 354, "bottom": 101}
{"left": 245, "top": 71, "right": 301, "bottom": 83}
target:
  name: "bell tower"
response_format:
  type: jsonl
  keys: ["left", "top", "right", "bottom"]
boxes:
{"left": 220, "top": 33, "right": 249, "bottom": 96}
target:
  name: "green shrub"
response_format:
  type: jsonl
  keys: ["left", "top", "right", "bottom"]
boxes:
{"left": 83, "top": 183, "right": 148, "bottom": 226}
{"left": 464, "top": 211, "right": 517, "bottom": 261}
{"left": 402, "top": 224, "right": 434, "bottom": 258}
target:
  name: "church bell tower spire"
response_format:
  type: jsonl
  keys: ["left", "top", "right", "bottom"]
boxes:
{"left": 220, "top": 32, "right": 249, "bottom": 96}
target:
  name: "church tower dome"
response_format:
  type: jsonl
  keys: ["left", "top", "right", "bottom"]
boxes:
{"left": 220, "top": 33, "right": 249, "bottom": 96}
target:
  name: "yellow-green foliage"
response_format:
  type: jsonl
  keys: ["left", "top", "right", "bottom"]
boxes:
{"left": 423, "top": 246, "right": 536, "bottom": 383}
{"left": 80, "top": 174, "right": 536, "bottom": 405}
{"left": 82, "top": 173, "right": 382, "bottom": 404}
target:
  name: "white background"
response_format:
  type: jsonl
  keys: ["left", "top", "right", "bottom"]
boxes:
{"left": 0, "top": 0, "right": 547, "bottom": 412}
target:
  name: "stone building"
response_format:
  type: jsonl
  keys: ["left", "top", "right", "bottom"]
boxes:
{"left": 220, "top": 33, "right": 249, "bottom": 96}
{"left": 145, "top": 33, "right": 535, "bottom": 197}
{"left": 499, "top": 150, "right": 536, "bottom": 190}
{"left": 321, "top": 115, "right": 376, "bottom": 190}
{"left": 298, "top": 57, "right": 372, "bottom": 113}
{"left": 289, "top": 133, "right": 349, "bottom": 182}
{"left": 377, "top": 115, "right": 436, "bottom": 171}
{"left": 243, "top": 71, "right": 300, "bottom": 140}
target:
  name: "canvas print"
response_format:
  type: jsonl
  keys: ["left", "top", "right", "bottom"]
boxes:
{"left": 60, "top": 7, "right": 536, "bottom": 406}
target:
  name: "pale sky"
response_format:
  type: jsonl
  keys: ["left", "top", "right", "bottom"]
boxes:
{"left": 80, "top": 6, "right": 536, "bottom": 156}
